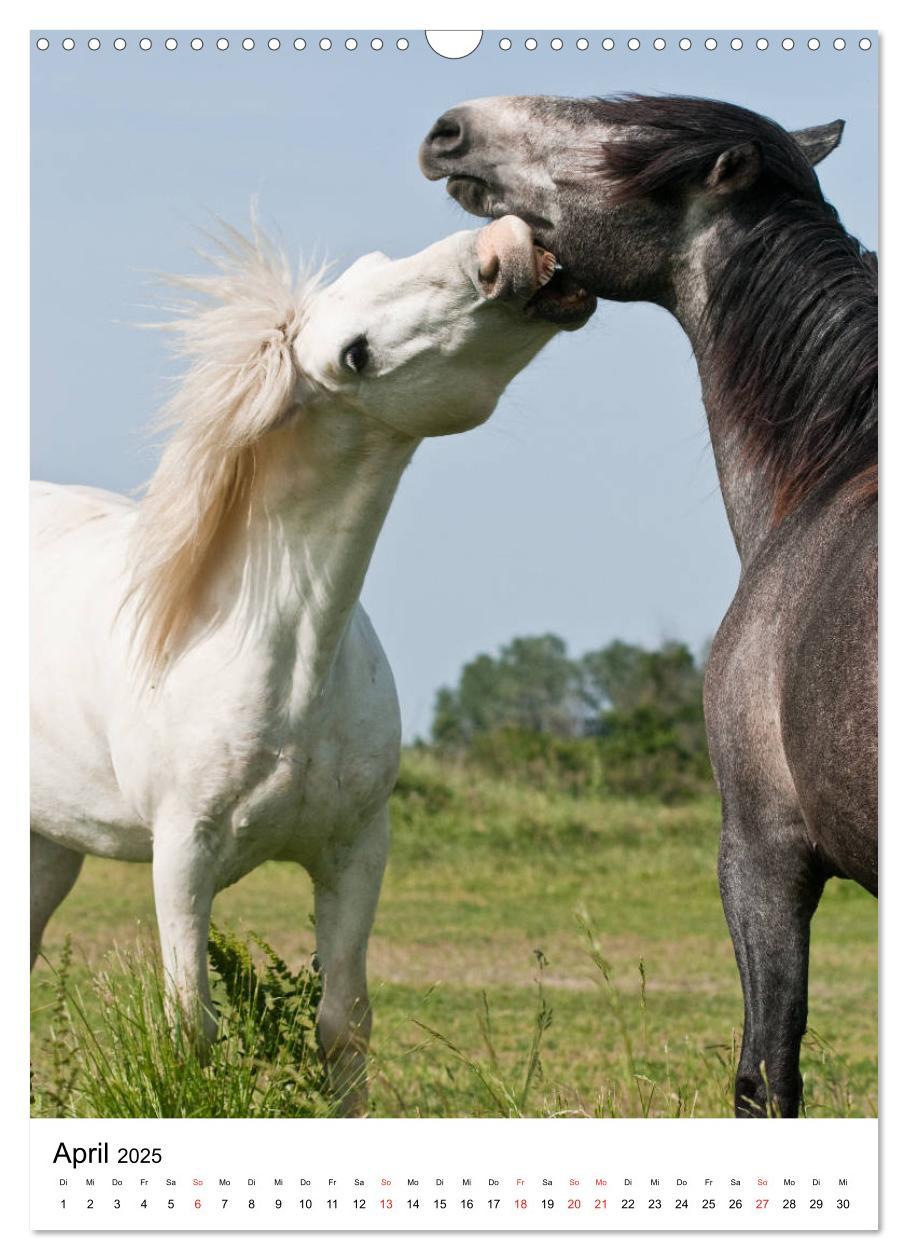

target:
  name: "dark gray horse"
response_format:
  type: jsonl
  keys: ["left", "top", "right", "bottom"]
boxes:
{"left": 421, "top": 94, "right": 877, "bottom": 1117}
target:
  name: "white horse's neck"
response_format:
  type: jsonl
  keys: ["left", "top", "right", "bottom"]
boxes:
{"left": 204, "top": 412, "right": 417, "bottom": 715}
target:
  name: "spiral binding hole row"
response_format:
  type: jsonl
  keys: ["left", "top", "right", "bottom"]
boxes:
{"left": 505, "top": 35, "right": 871, "bottom": 52}
{"left": 35, "top": 36, "right": 413, "bottom": 52}
{"left": 35, "top": 34, "right": 874, "bottom": 54}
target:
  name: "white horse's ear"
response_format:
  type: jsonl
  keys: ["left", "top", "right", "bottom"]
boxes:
{"left": 343, "top": 250, "right": 390, "bottom": 276}
{"left": 790, "top": 120, "right": 845, "bottom": 166}
{"left": 287, "top": 330, "right": 317, "bottom": 412}
{"left": 291, "top": 369, "right": 318, "bottom": 410}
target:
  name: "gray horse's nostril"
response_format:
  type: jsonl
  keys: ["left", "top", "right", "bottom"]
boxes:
{"left": 425, "top": 111, "right": 466, "bottom": 156}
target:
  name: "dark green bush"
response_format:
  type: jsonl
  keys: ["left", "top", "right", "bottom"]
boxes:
{"left": 428, "top": 635, "right": 714, "bottom": 802}
{"left": 458, "top": 719, "right": 713, "bottom": 803}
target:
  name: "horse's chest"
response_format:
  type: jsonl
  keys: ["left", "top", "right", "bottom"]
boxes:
{"left": 228, "top": 736, "right": 396, "bottom": 866}
{"left": 210, "top": 671, "right": 401, "bottom": 880}
{"left": 115, "top": 608, "right": 402, "bottom": 883}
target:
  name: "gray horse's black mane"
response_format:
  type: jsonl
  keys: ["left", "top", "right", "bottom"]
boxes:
{"left": 593, "top": 93, "right": 825, "bottom": 204}
{"left": 704, "top": 197, "right": 877, "bottom": 521}
{"left": 595, "top": 94, "right": 878, "bottom": 521}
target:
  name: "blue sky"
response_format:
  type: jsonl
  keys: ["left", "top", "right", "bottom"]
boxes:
{"left": 31, "top": 31, "right": 877, "bottom": 738}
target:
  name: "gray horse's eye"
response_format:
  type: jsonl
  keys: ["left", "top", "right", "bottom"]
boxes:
{"left": 341, "top": 335, "right": 370, "bottom": 374}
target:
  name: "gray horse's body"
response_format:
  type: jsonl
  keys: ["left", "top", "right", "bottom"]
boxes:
{"left": 708, "top": 482, "right": 876, "bottom": 1113}
{"left": 710, "top": 485, "right": 877, "bottom": 898}
{"left": 421, "top": 92, "right": 877, "bottom": 1116}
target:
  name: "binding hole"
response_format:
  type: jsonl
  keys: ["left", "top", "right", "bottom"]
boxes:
{"left": 425, "top": 31, "right": 482, "bottom": 58}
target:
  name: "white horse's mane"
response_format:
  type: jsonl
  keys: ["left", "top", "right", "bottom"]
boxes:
{"left": 127, "top": 222, "right": 325, "bottom": 673}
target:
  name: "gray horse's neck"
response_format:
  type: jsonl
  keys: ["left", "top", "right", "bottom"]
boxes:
{"left": 670, "top": 220, "right": 776, "bottom": 568}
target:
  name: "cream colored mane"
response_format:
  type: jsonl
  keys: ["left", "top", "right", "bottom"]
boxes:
{"left": 127, "top": 223, "right": 324, "bottom": 673}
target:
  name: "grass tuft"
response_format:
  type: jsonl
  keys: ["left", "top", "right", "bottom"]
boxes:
{"left": 31, "top": 929, "right": 330, "bottom": 1118}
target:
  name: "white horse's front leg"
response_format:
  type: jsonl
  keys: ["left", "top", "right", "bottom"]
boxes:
{"left": 313, "top": 808, "right": 390, "bottom": 1116}
{"left": 152, "top": 820, "right": 218, "bottom": 1048}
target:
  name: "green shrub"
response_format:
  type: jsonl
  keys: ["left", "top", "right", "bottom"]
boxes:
{"left": 31, "top": 928, "right": 330, "bottom": 1119}
{"left": 455, "top": 723, "right": 713, "bottom": 803}
{"left": 428, "top": 635, "right": 715, "bottom": 801}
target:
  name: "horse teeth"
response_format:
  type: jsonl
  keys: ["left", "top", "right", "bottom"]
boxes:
{"left": 534, "top": 247, "right": 557, "bottom": 287}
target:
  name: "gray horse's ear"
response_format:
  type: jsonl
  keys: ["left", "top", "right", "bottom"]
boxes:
{"left": 790, "top": 120, "right": 845, "bottom": 166}
{"left": 704, "top": 142, "right": 761, "bottom": 195}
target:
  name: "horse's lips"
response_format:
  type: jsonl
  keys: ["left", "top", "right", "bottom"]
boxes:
{"left": 474, "top": 212, "right": 595, "bottom": 326}
{"left": 446, "top": 174, "right": 493, "bottom": 216}
{"left": 525, "top": 267, "right": 598, "bottom": 326}
{"left": 446, "top": 177, "right": 585, "bottom": 317}
{"left": 443, "top": 172, "right": 556, "bottom": 237}
{"left": 476, "top": 215, "right": 557, "bottom": 305}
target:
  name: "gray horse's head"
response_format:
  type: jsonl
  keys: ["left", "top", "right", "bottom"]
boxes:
{"left": 420, "top": 94, "right": 844, "bottom": 309}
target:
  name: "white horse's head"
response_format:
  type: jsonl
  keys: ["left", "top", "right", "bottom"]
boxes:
{"left": 132, "top": 218, "right": 594, "bottom": 671}
{"left": 293, "top": 216, "right": 595, "bottom": 437}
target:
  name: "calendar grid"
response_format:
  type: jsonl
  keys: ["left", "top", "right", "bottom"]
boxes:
{"left": 31, "top": 1118, "right": 878, "bottom": 1231}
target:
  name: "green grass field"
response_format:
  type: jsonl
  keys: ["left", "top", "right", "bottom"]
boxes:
{"left": 30, "top": 750, "right": 877, "bottom": 1118}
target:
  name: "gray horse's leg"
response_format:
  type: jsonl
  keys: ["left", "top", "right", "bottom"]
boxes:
{"left": 311, "top": 808, "right": 389, "bottom": 1116}
{"left": 720, "top": 816, "right": 826, "bottom": 1123}
{"left": 719, "top": 817, "right": 825, "bottom": 1117}
{"left": 31, "top": 832, "right": 85, "bottom": 967}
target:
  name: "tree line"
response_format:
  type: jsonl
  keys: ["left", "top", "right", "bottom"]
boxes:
{"left": 429, "top": 634, "right": 713, "bottom": 800}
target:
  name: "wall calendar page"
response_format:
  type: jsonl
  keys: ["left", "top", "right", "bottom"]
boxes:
{"left": 25, "top": 7, "right": 881, "bottom": 1245}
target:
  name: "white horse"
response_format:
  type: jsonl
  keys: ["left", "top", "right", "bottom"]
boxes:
{"left": 31, "top": 216, "right": 592, "bottom": 1112}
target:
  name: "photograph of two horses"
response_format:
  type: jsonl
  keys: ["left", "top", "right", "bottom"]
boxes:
{"left": 30, "top": 35, "right": 877, "bottom": 1120}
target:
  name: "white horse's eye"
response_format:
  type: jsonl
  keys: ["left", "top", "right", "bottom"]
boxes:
{"left": 341, "top": 335, "right": 370, "bottom": 374}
